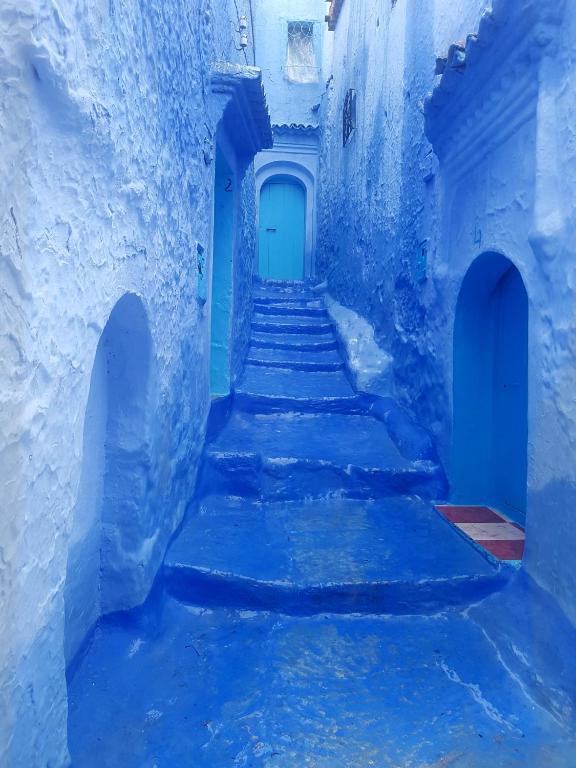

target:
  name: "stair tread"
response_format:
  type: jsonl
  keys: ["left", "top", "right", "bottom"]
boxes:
{"left": 165, "top": 495, "right": 498, "bottom": 588}
{"left": 207, "top": 411, "right": 413, "bottom": 470}
{"left": 247, "top": 344, "right": 342, "bottom": 368}
{"left": 253, "top": 303, "right": 326, "bottom": 317}
{"left": 69, "top": 592, "right": 571, "bottom": 768}
{"left": 251, "top": 331, "right": 337, "bottom": 349}
{"left": 237, "top": 365, "right": 354, "bottom": 400}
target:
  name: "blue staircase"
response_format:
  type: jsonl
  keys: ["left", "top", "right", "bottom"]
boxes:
{"left": 67, "top": 281, "right": 576, "bottom": 768}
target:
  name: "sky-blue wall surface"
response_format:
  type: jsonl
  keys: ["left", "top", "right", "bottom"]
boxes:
{"left": 318, "top": 0, "right": 576, "bottom": 630}
{"left": 253, "top": 0, "right": 327, "bottom": 126}
{"left": 0, "top": 1, "right": 260, "bottom": 764}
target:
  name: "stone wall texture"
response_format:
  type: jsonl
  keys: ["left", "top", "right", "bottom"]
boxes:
{"left": 0, "top": 0, "right": 257, "bottom": 764}
{"left": 317, "top": 0, "right": 576, "bottom": 627}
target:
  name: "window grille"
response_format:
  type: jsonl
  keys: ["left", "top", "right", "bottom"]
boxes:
{"left": 343, "top": 89, "right": 356, "bottom": 146}
{"left": 285, "top": 21, "right": 318, "bottom": 84}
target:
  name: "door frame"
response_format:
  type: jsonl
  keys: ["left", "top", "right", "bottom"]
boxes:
{"left": 258, "top": 175, "right": 307, "bottom": 281}
{"left": 255, "top": 162, "right": 315, "bottom": 278}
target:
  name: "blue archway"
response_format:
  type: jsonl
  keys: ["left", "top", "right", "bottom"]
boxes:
{"left": 258, "top": 175, "right": 306, "bottom": 281}
{"left": 452, "top": 252, "right": 528, "bottom": 523}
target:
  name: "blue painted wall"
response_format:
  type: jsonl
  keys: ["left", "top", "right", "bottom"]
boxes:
{"left": 211, "top": 148, "right": 235, "bottom": 395}
{"left": 252, "top": 0, "right": 327, "bottom": 126}
{"left": 0, "top": 1, "right": 260, "bottom": 764}
{"left": 318, "top": 0, "right": 576, "bottom": 629}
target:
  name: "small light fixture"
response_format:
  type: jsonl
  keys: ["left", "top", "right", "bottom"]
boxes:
{"left": 236, "top": 15, "right": 249, "bottom": 51}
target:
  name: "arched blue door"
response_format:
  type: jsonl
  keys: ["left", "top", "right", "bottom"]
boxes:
{"left": 452, "top": 253, "right": 528, "bottom": 523}
{"left": 258, "top": 177, "right": 305, "bottom": 280}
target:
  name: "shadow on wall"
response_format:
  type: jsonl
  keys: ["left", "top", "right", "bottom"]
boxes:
{"left": 65, "top": 293, "right": 152, "bottom": 669}
{"left": 452, "top": 252, "right": 528, "bottom": 524}
{"left": 211, "top": 147, "right": 235, "bottom": 397}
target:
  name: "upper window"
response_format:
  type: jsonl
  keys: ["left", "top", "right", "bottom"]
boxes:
{"left": 285, "top": 21, "right": 318, "bottom": 84}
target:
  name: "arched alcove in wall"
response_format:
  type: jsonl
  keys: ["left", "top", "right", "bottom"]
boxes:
{"left": 65, "top": 293, "right": 152, "bottom": 668}
{"left": 452, "top": 252, "right": 528, "bottom": 524}
{"left": 255, "top": 161, "right": 316, "bottom": 279}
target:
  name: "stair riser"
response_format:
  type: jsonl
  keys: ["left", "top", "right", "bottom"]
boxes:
{"left": 252, "top": 295, "right": 323, "bottom": 309}
{"left": 252, "top": 322, "right": 332, "bottom": 335}
{"left": 254, "top": 305, "right": 327, "bottom": 318}
{"left": 233, "top": 392, "right": 364, "bottom": 415}
{"left": 200, "top": 453, "right": 447, "bottom": 501}
{"left": 251, "top": 339, "right": 338, "bottom": 352}
{"left": 246, "top": 358, "right": 344, "bottom": 373}
{"left": 163, "top": 567, "right": 509, "bottom": 616}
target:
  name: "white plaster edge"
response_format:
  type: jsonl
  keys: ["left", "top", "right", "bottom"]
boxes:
{"left": 319, "top": 288, "right": 394, "bottom": 395}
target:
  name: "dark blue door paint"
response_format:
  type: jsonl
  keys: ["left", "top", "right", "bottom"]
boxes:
{"left": 452, "top": 252, "right": 528, "bottom": 523}
{"left": 258, "top": 177, "right": 305, "bottom": 280}
{"left": 210, "top": 149, "right": 235, "bottom": 396}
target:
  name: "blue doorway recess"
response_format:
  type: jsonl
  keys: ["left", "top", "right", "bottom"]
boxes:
{"left": 258, "top": 177, "right": 305, "bottom": 280}
{"left": 210, "top": 148, "right": 235, "bottom": 396}
{"left": 452, "top": 252, "right": 528, "bottom": 524}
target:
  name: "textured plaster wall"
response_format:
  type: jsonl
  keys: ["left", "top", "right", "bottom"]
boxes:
{"left": 254, "top": 128, "right": 320, "bottom": 278}
{"left": 0, "top": 1, "right": 256, "bottom": 764}
{"left": 252, "top": 0, "right": 326, "bottom": 126}
{"left": 317, "top": 0, "right": 491, "bottom": 440}
{"left": 318, "top": 0, "right": 576, "bottom": 626}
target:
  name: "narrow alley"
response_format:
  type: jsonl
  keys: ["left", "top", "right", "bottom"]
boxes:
{"left": 66, "top": 281, "right": 575, "bottom": 765}
{"left": 2, "top": 1, "right": 576, "bottom": 767}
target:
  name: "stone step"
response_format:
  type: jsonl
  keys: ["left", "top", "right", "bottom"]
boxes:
{"left": 252, "top": 316, "right": 333, "bottom": 335}
{"left": 235, "top": 365, "right": 357, "bottom": 408}
{"left": 251, "top": 331, "right": 337, "bottom": 351}
{"left": 164, "top": 495, "right": 507, "bottom": 615}
{"left": 252, "top": 292, "right": 319, "bottom": 304}
{"left": 246, "top": 346, "right": 344, "bottom": 372}
{"left": 252, "top": 284, "right": 318, "bottom": 302}
{"left": 68, "top": 592, "right": 574, "bottom": 768}
{"left": 253, "top": 302, "right": 327, "bottom": 318}
{"left": 200, "top": 410, "right": 446, "bottom": 499}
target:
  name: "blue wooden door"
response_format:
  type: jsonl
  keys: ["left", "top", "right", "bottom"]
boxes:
{"left": 258, "top": 178, "right": 305, "bottom": 280}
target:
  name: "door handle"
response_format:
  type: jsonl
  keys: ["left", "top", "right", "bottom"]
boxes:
{"left": 266, "top": 228, "right": 277, "bottom": 232}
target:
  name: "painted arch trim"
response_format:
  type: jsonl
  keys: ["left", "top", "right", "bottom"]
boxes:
{"left": 255, "top": 160, "right": 316, "bottom": 278}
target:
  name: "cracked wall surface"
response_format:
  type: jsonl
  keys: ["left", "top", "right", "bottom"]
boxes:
{"left": 0, "top": 0, "right": 257, "bottom": 764}
{"left": 318, "top": 0, "right": 576, "bottom": 627}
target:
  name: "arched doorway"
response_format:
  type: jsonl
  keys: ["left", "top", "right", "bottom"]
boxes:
{"left": 65, "top": 293, "right": 152, "bottom": 667}
{"left": 452, "top": 252, "right": 528, "bottom": 524}
{"left": 258, "top": 176, "right": 306, "bottom": 280}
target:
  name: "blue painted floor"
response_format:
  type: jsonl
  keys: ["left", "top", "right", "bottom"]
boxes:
{"left": 68, "top": 281, "right": 576, "bottom": 766}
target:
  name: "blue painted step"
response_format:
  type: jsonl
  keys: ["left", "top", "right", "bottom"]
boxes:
{"left": 251, "top": 331, "right": 337, "bottom": 351}
{"left": 235, "top": 365, "right": 361, "bottom": 413}
{"left": 253, "top": 302, "right": 327, "bottom": 318}
{"left": 164, "top": 495, "right": 508, "bottom": 615}
{"left": 253, "top": 283, "right": 317, "bottom": 302}
{"left": 252, "top": 316, "right": 333, "bottom": 335}
{"left": 68, "top": 595, "right": 576, "bottom": 768}
{"left": 200, "top": 411, "right": 445, "bottom": 499}
{"left": 247, "top": 346, "right": 344, "bottom": 372}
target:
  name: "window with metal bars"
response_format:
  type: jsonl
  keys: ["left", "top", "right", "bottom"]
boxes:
{"left": 285, "top": 21, "right": 318, "bottom": 84}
